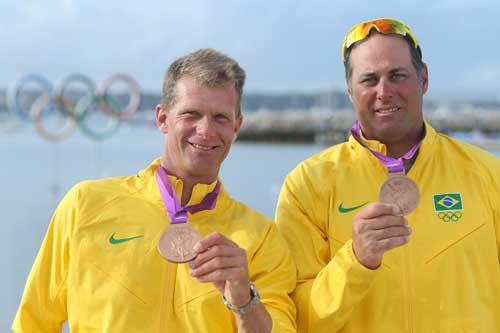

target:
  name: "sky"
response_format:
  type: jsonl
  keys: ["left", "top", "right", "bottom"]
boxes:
{"left": 1, "top": 0, "right": 499, "bottom": 101}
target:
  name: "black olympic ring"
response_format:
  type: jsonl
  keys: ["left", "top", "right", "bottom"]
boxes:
{"left": 438, "top": 211, "right": 462, "bottom": 222}
{"left": 6, "top": 73, "right": 142, "bottom": 142}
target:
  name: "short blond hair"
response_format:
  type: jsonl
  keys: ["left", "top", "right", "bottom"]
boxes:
{"left": 162, "top": 48, "right": 246, "bottom": 115}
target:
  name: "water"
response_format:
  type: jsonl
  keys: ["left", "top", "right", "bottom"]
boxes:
{"left": 0, "top": 125, "right": 322, "bottom": 331}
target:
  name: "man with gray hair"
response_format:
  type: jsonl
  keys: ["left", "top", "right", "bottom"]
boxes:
{"left": 13, "top": 48, "right": 297, "bottom": 332}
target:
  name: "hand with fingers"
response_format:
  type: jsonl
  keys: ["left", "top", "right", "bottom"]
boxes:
{"left": 352, "top": 203, "right": 412, "bottom": 269}
{"left": 190, "top": 232, "right": 252, "bottom": 307}
{"left": 189, "top": 231, "right": 272, "bottom": 332}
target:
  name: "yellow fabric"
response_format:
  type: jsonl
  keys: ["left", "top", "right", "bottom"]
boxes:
{"left": 13, "top": 160, "right": 297, "bottom": 332}
{"left": 276, "top": 122, "right": 500, "bottom": 333}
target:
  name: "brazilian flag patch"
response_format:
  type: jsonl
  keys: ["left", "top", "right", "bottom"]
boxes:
{"left": 433, "top": 193, "right": 463, "bottom": 212}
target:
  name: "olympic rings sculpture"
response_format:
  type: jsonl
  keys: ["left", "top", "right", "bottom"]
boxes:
{"left": 5, "top": 73, "right": 142, "bottom": 142}
{"left": 438, "top": 211, "right": 462, "bottom": 222}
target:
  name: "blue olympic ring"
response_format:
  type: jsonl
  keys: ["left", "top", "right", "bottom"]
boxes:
{"left": 8, "top": 74, "right": 53, "bottom": 121}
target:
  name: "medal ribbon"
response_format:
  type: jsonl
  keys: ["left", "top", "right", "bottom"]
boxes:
{"left": 350, "top": 120, "right": 422, "bottom": 173}
{"left": 156, "top": 166, "right": 220, "bottom": 224}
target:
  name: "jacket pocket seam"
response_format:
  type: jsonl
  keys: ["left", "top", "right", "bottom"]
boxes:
{"left": 176, "top": 289, "right": 219, "bottom": 308}
{"left": 425, "top": 223, "right": 486, "bottom": 264}
{"left": 90, "top": 261, "right": 149, "bottom": 305}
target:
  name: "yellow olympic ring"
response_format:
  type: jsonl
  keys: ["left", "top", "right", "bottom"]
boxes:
{"left": 438, "top": 211, "right": 462, "bottom": 222}
{"left": 31, "top": 94, "right": 77, "bottom": 143}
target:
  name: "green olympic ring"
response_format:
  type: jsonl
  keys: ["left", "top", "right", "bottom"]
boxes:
{"left": 438, "top": 211, "right": 462, "bottom": 222}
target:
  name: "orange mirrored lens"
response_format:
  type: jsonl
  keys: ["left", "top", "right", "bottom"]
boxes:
{"left": 342, "top": 18, "right": 420, "bottom": 62}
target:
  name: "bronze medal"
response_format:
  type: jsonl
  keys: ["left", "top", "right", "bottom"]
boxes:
{"left": 158, "top": 224, "right": 201, "bottom": 263}
{"left": 379, "top": 173, "right": 420, "bottom": 215}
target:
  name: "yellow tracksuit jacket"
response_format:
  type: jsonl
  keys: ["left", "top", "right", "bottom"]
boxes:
{"left": 276, "top": 122, "right": 500, "bottom": 332}
{"left": 13, "top": 160, "right": 297, "bottom": 332}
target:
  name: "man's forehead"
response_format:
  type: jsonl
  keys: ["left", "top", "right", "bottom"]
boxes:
{"left": 349, "top": 34, "right": 414, "bottom": 72}
{"left": 175, "top": 76, "right": 235, "bottom": 95}
{"left": 173, "top": 76, "right": 238, "bottom": 110}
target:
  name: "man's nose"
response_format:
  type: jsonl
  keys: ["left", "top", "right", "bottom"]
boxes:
{"left": 196, "top": 117, "right": 215, "bottom": 138}
{"left": 376, "top": 78, "right": 395, "bottom": 100}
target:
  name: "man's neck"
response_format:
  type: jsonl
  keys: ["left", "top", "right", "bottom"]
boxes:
{"left": 384, "top": 125, "right": 425, "bottom": 159}
{"left": 385, "top": 142, "right": 417, "bottom": 159}
{"left": 180, "top": 180, "right": 196, "bottom": 206}
{"left": 159, "top": 158, "right": 217, "bottom": 206}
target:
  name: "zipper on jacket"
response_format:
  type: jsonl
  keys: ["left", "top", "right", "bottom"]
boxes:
{"left": 160, "top": 262, "right": 177, "bottom": 332}
{"left": 159, "top": 264, "right": 168, "bottom": 332}
{"left": 402, "top": 245, "right": 414, "bottom": 333}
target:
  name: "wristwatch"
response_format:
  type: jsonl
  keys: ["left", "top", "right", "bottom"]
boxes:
{"left": 223, "top": 282, "right": 261, "bottom": 315}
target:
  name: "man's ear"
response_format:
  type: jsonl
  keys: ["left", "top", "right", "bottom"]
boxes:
{"left": 155, "top": 104, "right": 168, "bottom": 133}
{"left": 346, "top": 80, "right": 354, "bottom": 104}
{"left": 419, "top": 64, "right": 429, "bottom": 95}
{"left": 233, "top": 114, "right": 243, "bottom": 142}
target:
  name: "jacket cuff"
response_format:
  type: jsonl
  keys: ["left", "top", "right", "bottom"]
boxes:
{"left": 335, "top": 239, "right": 379, "bottom": 279}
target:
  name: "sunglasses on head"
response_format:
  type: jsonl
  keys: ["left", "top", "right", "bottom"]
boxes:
{"left": 342, "top": 17, "right": 421, "bottom": 62}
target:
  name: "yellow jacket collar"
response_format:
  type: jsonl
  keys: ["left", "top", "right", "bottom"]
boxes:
{"left": 348, "top": 120, "right": 436, "bottom": 155}
{"left": 137, "top": 159, "right": 225, "bottom": 209}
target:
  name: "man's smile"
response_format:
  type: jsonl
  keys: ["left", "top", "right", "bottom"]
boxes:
{"left": 189, "top": 141, "right": 219, "bottom": 151}
{"left": 375, "top": 106, "right": 400, "bottom": 114}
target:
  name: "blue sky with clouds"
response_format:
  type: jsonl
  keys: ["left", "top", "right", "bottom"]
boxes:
{"left": 1, "top": 0, "right": 499, "bottom": 101}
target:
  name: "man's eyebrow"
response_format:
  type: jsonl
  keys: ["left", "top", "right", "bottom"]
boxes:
{"left": 389, "top": 67, "right": 409, "bottom": 73}
{"left": 358, "top": 72, "right": 376, "bottom": 79}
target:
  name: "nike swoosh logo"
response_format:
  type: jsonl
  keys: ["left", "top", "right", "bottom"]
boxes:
{"left": 338, "top": 202, "right": 368, "bottom": 213}
{"left": 109, "top": 233, "right": 144, "bottom": 244}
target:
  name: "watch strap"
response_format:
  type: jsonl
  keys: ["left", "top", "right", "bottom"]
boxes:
{"left": 223, "top": 282, "right": 261, "bottom": 315}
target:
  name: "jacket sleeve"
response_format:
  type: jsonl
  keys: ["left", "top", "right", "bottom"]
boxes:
{"left": 490, "top": 159, "right": 500, "bottom": 264}
{"left": 250, "top": 223, "right": 297, "bottom": 333}
{"left": 480, "top": 152, "right": 500, "bottom": 265}
{"left": 275, "top": 164, "right": 377, "bottom": 332}
{"left": 12, "top": 186, "right": 79, "bottom": 332}
{"left": 495, "top": 209, "right": 500, "bottom": 264}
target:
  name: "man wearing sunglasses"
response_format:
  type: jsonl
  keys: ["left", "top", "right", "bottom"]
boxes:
{"left": 276, "top": 17, "right": 500, "bottom": 332}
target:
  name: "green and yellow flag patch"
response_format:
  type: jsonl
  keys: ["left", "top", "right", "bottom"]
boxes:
{"left": 433, "top": 193, "right": 463, "bottom": 212}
